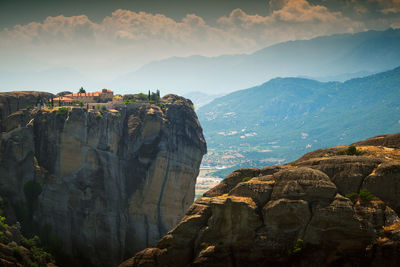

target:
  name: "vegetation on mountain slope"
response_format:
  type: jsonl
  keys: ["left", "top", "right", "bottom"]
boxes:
{"left": 198, "top": 66, "right": 400, "bottom": 173}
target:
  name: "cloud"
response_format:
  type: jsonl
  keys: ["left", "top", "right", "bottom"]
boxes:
{"left": 0, "top": 2, "right": 367, "bottom": 51}
{"left": 217, "top": 0, "right": 364, "bottom": 46}
{"left": 1, "top": 15, "right": 96, "bottom": 45}
{"left": 272, "top": 0, "right": 344, "bottom": 23}
{"left": 99, "top": 9, "right": 229, "bottom": 47}
{"left": 0, "top": 0, "right": 398, "bottom": 81}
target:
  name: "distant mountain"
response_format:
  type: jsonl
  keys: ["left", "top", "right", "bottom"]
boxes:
{"left": 113, "top": 28, "right": 400, "bottom": 95}
{"left": 300, "top": 70, "right": 375, "bottom": 83}
{"left": 184, "top": 91, "right": 224, "bottom": 108}
{"left": 197, "top": 66, "right": 400, "bottom": 171}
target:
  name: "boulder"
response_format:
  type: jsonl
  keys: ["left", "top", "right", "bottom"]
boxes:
{"left": 362, "top": 162, "right": 400, "bottom": 213}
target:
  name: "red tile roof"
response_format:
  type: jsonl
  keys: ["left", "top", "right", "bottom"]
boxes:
{"left": 54, "top": 97, "right": 74, "bottom": 102}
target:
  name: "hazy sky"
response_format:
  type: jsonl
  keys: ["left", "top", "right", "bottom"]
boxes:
{"left": 0, "top": 0, "right": 399, "bottom": 91}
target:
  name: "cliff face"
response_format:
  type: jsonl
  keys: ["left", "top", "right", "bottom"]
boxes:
{"left": 0, "top": 94, "right": 206, "bottom": 266}
{"left": 123, "top": 133, "right": 400, "bottom": 267}
{"left": 0, "top": 91, "right": 53, "bottom": 132}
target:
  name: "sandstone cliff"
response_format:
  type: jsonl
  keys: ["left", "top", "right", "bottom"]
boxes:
{"left": 123, "top": 133, "right": 400, "bottom": 267}
{"left": 0, "top": 93, "right": 206, "bottom": 266}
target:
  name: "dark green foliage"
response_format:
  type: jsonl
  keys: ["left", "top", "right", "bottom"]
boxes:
{"left": 101, "top": 105, "right": 107, "bottom": 111}
{"left": 26, "top": 106, "right": 33, "bottom": 111}
{"left": 95, "top": 112, "right": 103, "bottom": 120}
{"left": 150, "top": 92, "right": 160, "bottom": 103}
{"left": 159, "top": 103, "right": 167, "bottom": 112}
{"left": 0, "top": 231, "right": 8, "bottom": 243}
{"left": 290, "top": 162, "right": 296, "bottom": 166}
{"left": 291, "top": 239, "right": 304, "bottom": 255}
{"left": 30, "top": 246, "right": 54, "bottom": 266}
{"left": 242, "top": 177, "right": 252, "bottom": 182}
{"left": 123, "top": 95, "right": 137, "bottom": 103}
{"left": 56, "top": 107, "right": 69, "bottom": 116}
{"left": 21, "top": 235, "right": 41, "bottom": 248}
{"left": 137, "top": 93, "right": 148, "bottom": 101}
{"left": 0, "top": 216, "right": 8, "bottom": 228}
{"left": 359, "top": 189, "right": 376, "bottom": 202}
{"left": 337, "top": 145, "right": 363, "bottom": 156}
{"left": 0, "top": 216, "right": 9, "bottom": 243}
{"left": 13, "top": 242, "right": 54, "bottom": 267}
{"left": 0, "top": 215, "right": 9, "bottom": 243}
{"left": 21, "top": 235, "right": 55, "bottom": 265}
{"left": 345, "top": 192, "right": 359, "bottom": 202}
{"left": 124, "top": 92, "right": 160, "bottom": 103}
{"left": 345, "top": 189, "right": 377, "bottom": 203}
{"left": 78, "top": 87, "right": 86, "bottom": 93}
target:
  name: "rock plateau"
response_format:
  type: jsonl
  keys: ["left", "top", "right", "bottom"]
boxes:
{"left": 122, "top": 133, "right": 400, "bottom": 267}
{"left": 0, "top": 92, "right": 206, "bottom": 266}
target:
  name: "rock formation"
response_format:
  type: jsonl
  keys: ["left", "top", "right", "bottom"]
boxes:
{"left": 122, "top": 133, "right": 400, "bottom": 266}
{"left": 0, "top": 93, "right": 206, "bottom": 266}
{"left": 0, "top": 91, "right": 53, "bottom": 132}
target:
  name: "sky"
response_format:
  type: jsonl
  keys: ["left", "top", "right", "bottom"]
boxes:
{"left": 0, "top": 0, "right": 400, "bottom": 92}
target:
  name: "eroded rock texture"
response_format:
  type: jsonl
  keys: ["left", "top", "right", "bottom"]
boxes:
{"left": 123, "top": 133, "right": 400, "bottom": 267}
{"left": 0, "top": 93, "right": 206, "bottom": 266}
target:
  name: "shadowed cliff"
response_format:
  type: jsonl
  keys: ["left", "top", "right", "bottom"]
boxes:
{"left": 122, "top": 133, "right": 400, "bottom": 267}
{"left": 0, "top": 92, "right": 206, "bottom": 266}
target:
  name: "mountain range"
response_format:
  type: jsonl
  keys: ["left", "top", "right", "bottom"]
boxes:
{"left": 1, "top": 29, "right": 400, "bottom": 95}
{"left": 113, "top": 28, "right": 400, "bottom": 95}
{"left": 197, "top": 65, "right": 400, "bottom": 175}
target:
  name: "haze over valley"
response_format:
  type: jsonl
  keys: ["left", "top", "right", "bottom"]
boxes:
{"left": 1, "top": 0, "right": 400, "bottom": 266}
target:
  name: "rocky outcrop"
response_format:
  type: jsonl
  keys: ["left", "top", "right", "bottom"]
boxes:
{"left": 0, "top": 94, "right": 206, "bottom": 266}
{"left": 0, "top": 91, "right": 53, "bottom": 132}
{"left": 122, "top": 133, "right": 400, "bottom": 266}
{"left": 352, "top": 133, "right": 400, "bottom": 149}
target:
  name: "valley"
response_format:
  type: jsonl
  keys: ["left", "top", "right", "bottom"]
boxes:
{"left": 1, "top": 3, "right": 400, "bottom": 264}
{"left": 197, "top": 66, "right": 400, "bottom": 174}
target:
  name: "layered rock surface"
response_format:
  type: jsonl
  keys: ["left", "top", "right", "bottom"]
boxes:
{"left": 0, "top": 91, "right": 53, "bottom": 133}
{"left": 123, "top": 133, "right": 400, "bottom": 266}
{"left": 0, "top": 93, "right": 206, "bottom": 266}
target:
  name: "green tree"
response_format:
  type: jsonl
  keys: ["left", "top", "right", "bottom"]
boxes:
{"left": 79, "top": 87, "right": 86, "bottom": 93}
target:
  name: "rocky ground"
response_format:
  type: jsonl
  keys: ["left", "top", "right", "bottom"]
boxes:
{"left": 122, "top": 133, "right": 400, "bottom": 267}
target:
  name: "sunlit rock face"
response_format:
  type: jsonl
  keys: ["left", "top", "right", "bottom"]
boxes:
{"left": 122, "top": 133, "right": 400, "bottom": 267}
{"left": 0, "top": 93, "right": 206, "bottom": 267}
